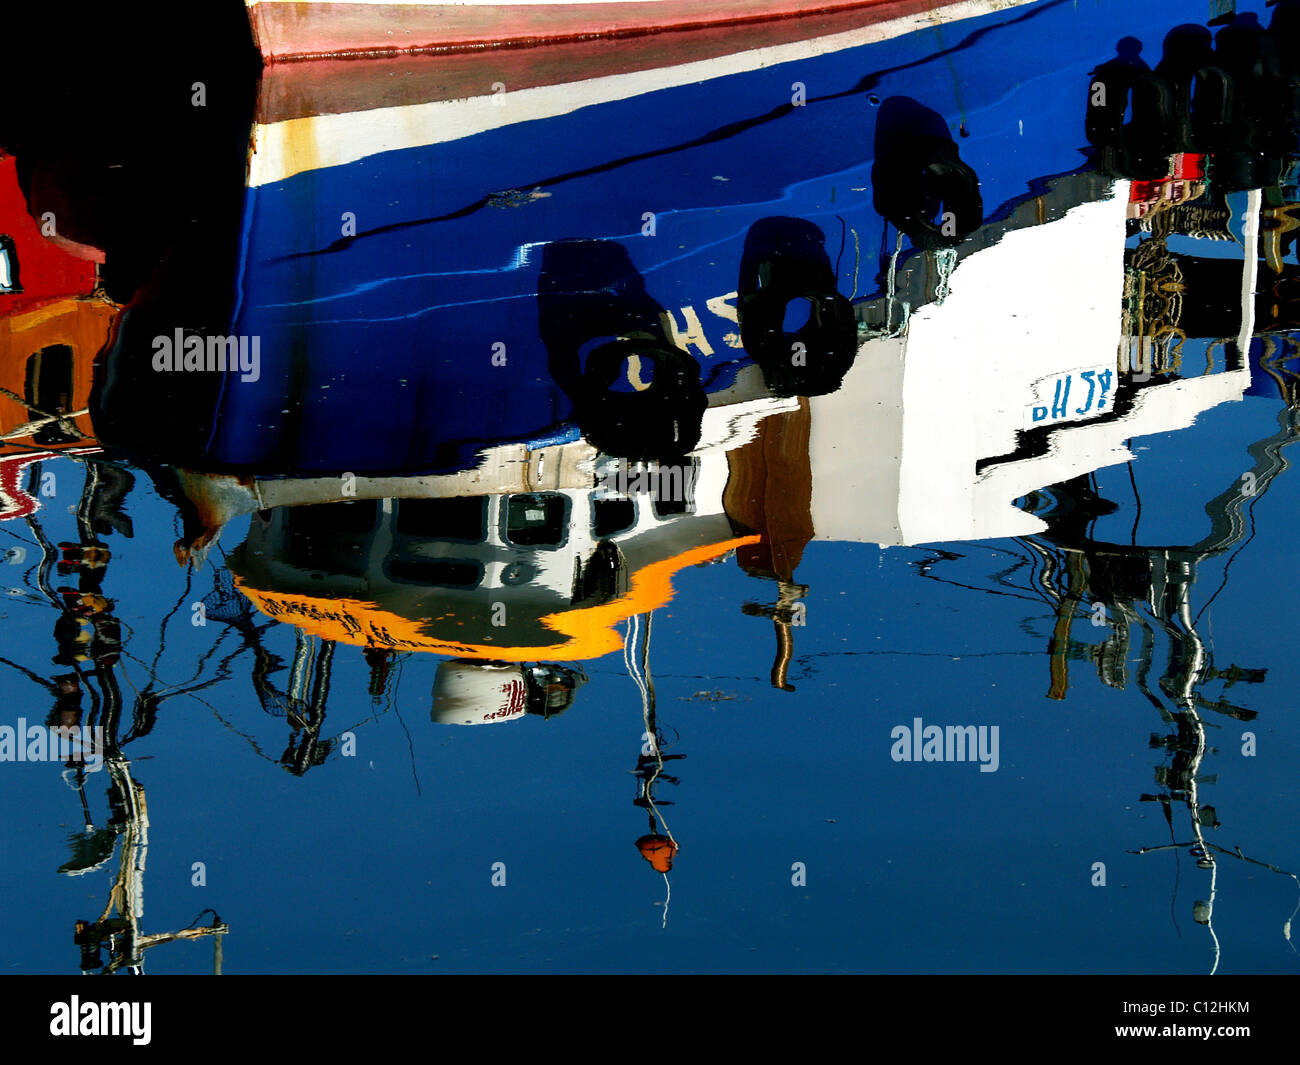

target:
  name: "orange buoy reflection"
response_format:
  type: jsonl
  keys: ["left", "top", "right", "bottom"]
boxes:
{"left": 635, "top": 833, "right": 677, "bottom": 873}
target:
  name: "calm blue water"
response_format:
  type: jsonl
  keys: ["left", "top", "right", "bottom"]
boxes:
{"left": 3, "top": 393, "right": 1297, "bottom": 974}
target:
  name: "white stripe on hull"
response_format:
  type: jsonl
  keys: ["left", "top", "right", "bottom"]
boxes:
{"left": 247, "top": 0, "right": 1035, "bottom": 186}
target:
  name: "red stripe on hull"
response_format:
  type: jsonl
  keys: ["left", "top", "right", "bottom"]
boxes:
{"left": 259, "top": 0, "right": 944, "bottom": 121}
{"left": 248, "top": 0, "right": 953, "bottom": 63}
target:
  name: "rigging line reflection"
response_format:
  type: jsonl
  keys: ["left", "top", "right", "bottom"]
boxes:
{"left": 39, "top": 462, "right": 232, "bottom": 973}
{"left": 627, "top": 611, "right": 683, "bottom": 926}
{"left": 1024, "top": 397, "right": 1300, "bottom": 969}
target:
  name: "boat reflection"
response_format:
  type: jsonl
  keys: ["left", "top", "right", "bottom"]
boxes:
{"left": 4, "top": 0, "right": 1300, "bottom": 972}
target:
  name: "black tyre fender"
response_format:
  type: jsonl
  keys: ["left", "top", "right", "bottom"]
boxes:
{"left": 573, "top": 338, "right": 706, "bottom": 461}
{"left": 1087, "top": 69, "right": 1179, "bottom": 179}
{"left": 873, "top": 135, "right": 982, "bottom": 250}
{"left": 738, "top": 278, "right": 857, "bottom": 397}
{"left": 1187, "top": 65, "right": 1235, "bottom": 152}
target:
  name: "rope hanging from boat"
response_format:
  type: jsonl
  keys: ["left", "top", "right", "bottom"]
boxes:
{"left": 883, "top": 230, "right": 910, "bottom": 338}
{"left": 933, "top": 247, "right": 958, "bottom": 306}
